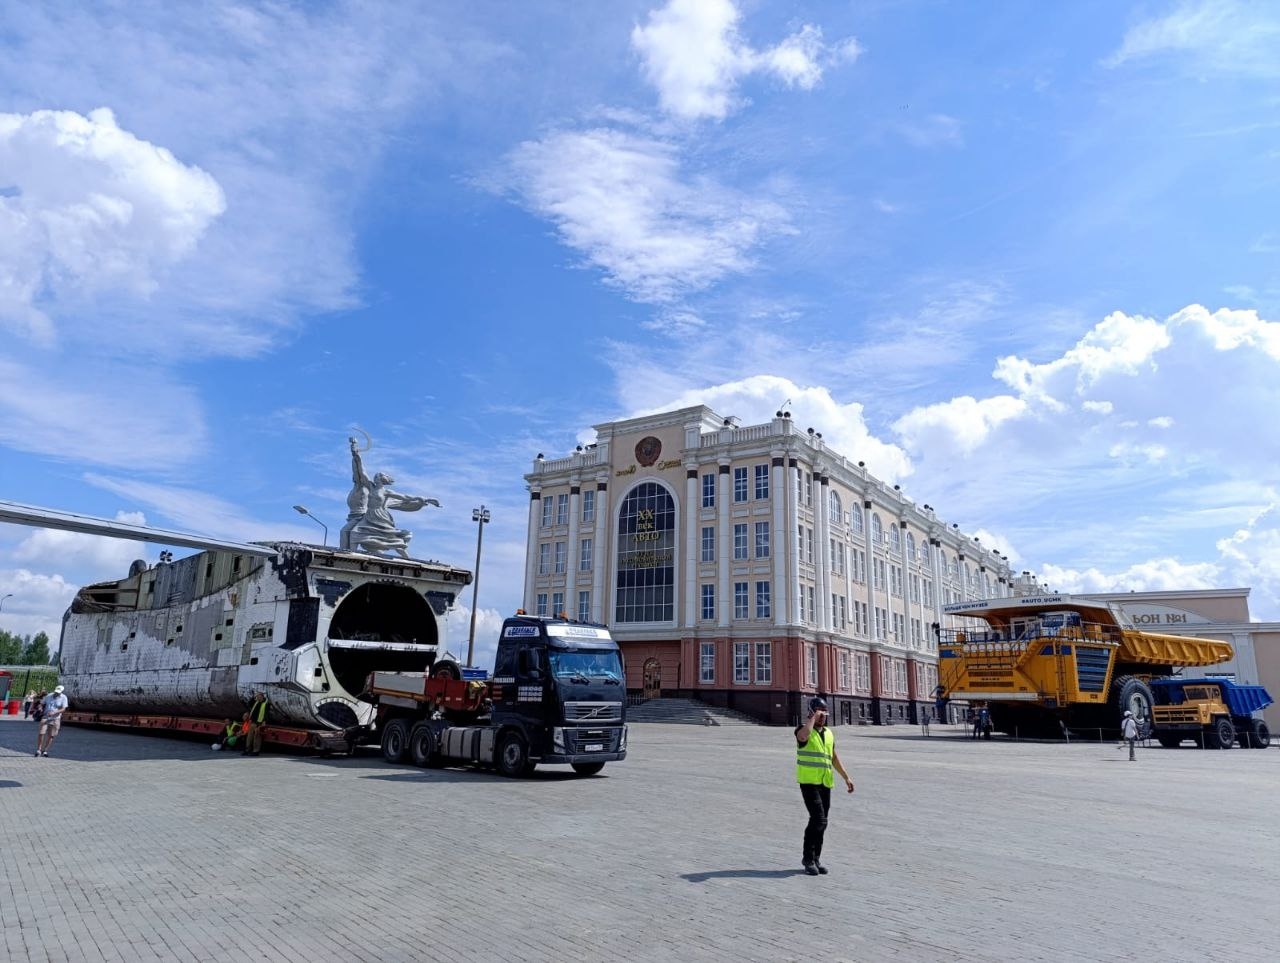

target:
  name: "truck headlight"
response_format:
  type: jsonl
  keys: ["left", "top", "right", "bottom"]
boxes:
{"left": 620, "top": 725, "right": 628, "bottom": 750}
{"left": 552, "top": 727, "right": 565, "bottom": 751}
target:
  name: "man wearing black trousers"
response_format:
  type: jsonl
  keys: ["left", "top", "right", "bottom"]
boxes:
{"left": 795, "top": 696, "right": 855, "bottom": 876}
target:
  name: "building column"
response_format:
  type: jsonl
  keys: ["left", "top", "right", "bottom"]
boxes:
{"left": 525, "top": 490, "right": 540, "bottom": 609}
{"left": 790, "top": 459, "right": 803, "bottom": 625}
{"left": 565, "top": 482, "right": 580, "bottom": 613}
{"left": 591, "top": 480, "right": 610, "bottom": 622}
{"left": 717, "top": 460, "right": 731, "bottom": 632}
{"left": 685, "top": 467, "right": 699, "bottom": 628}
{"left": 772, "top": 452, "right": 788, "bottom": 629}
{"left": 815, "top": 475, "right": 830, "bottom": 633}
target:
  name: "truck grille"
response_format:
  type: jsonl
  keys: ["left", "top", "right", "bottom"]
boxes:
{"left": 564, "top": 728, "right": 623, "bottom": 753}
{"left": 1075, "top": 647, "right": 1111, "bottom": 693}
{"left": 563, "top": 701, "right": 623, "bottom": 723}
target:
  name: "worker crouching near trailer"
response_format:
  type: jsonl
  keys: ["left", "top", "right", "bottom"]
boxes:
{"left": 794, "top": 696, "right": 855, "bottom": 876}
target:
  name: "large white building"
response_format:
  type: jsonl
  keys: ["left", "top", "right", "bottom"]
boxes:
{"left": 523, "top": 406, "right": 1015, "bottom": 725}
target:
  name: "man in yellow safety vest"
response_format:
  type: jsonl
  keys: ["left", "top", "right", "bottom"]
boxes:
{"left": 795, "top": 696, "right": 855, "bottom": 876}
{"left": 244, "top": 692, "right": 269, "bottom": 756}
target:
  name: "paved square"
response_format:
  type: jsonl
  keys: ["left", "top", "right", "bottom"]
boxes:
{"left": 1, "top": 716, "right": 1276, "bottom": 962}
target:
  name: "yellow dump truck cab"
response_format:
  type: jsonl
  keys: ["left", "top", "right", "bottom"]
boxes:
{"left": 938, "top": 595, "right": 1232, "bottom": 738}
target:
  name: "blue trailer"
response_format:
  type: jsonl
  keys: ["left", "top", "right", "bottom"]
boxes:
{"left": 1149, "top": 677, "right": 1273, "bottom": 749}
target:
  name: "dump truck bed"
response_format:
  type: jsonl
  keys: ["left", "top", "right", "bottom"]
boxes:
{"left": 1150, "top": 678, "right": 1274, "bottom": 716}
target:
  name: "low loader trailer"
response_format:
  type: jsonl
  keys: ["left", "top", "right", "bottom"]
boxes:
{"left": 363, "top": 614, "right": 628, "bottom": 777}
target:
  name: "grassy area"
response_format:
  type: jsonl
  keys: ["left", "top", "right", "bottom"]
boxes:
{"left": 1, "top": 667, "right": 60, "bottom": 700}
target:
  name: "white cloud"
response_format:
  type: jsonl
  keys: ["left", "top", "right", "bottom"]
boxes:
{"left": 895, "top": 113, "right": 964, "bottom": 148}
{"left": 631, "top": 0, "right": 860, "bottom": 121}
{"left": 1148, "top": 416, "right": 1174, "bottom": 429}
{"left": 0, "top": 108, "right": 225, "bottom": 343}
{"left": 1039, "top": 557, "right": 1221, "bottom": 594}
{"left": 631, "top": 373, "right": 914, "bottom": 484}
{"left": 1082, "top": 400, "right": 1114, "bottom": 414}
{"left": 893, "top": 394, "right": 1026, "bottom": 458}
{"left": 13, "top": 512, "right": 153, "bottom": 572}
{"left": 1107, "top": 0, "right": 1280, "bottom": 77}
{"left": 501, "top": 128, "right": 792, "bottom": 303}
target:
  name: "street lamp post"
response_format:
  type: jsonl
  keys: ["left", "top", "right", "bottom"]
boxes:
{"left": 0, "top": 593, "right": 12, "bottom": 613}
{"left": 292, "top": 505, "right": 328, "bottom": 546}
{"left": 467, "top": 505, "right": 491, "bottom": 667}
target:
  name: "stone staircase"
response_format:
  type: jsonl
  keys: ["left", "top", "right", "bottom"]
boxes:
{"left": 627, "top": 697, "right": 763, "bottom": 726}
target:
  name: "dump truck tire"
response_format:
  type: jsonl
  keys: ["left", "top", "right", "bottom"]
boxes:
{"left": 381, "top": 718, "right": 409, "bottom": 763}
{"left": 1156, "top": 733, "right": 1183, "bottom": 748}
{"left": 1206, "top": 716, "right": 1235, "bottom": 749}
{"left": 1247, "top": 719, "right": 1271, "bottom": 749}
{"left": 1110, "top": 675, "right": 1154, "bottom": 737}
{"left": 572, "top": 762, "right": 606, "bottom": 776}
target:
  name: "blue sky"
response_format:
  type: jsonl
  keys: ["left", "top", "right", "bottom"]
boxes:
{"left": 2, "top": 0, "right": 1278, "bottom": 662}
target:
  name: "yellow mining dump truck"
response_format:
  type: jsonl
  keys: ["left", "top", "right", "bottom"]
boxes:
{"left": 936, "top": 595, "right": 1232, "bottom": 738}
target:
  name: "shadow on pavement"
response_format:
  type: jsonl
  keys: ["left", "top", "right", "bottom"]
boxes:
{"left": 0, "top": 779, "right": 22, "bottom": 788}
{"left": 681, "top": 869, "right": 807, "bottom": 882}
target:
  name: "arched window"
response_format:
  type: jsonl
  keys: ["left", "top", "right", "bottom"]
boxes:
{"left": 615, "top": 482, "right": 676, "bottom": 622}
{"left": 829, "top": 490, "right": 842, "bottom": 525}
{"left": 850, "top": 505, "right": 864, "bottom": 534}
{"left": 871, "top": 513, "right": 883, "bottom": 545}
{"left": 918, "top": 540, "right": 929, "bottom": 566}
{"left": 889, "top": 525, "right": 901, "bottom": 552}
{"left": 906, "top": 532, "right": 917, "bottom": 559}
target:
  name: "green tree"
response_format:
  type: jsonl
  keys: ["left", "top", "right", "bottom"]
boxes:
{"left": 22, "top": 631, "right": 51, "bottom": 666}
{"left": 0, "top": 629, "right": 22, "bottom": 664}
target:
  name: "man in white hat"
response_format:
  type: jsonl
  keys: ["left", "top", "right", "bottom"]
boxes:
{"left": 36, "top": 685, "right": 69, "bottom": 758}
{"left": 1121, "top": 710, "right": 1139, "bottom": 761}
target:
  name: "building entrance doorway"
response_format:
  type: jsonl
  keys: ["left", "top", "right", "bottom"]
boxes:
{"left": 642, "top": 658, "right": 663, "bottom": 700}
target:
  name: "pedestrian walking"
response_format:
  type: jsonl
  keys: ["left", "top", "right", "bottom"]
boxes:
{"left": 30, "top": 689, "right": 47, "bottom": 723}
{"left": 794, "top": 696, "right": 855, "bottom": 876}
{"left": 35, "top": 685, "right": 69, "bottom": 757}
{"left": 22, "top": 691, "right": 34, "bottom": 719}
{"left": 244, "top": 692, "right": 269, "bottom": 756}
{"left": 920, "top": 706, "right": 932, "bottom": 737}
{"left": 1121, "top": 710, "right": 1139, "bottom": 761}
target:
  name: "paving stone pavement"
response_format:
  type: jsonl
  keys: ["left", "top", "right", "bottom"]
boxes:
{"left": 0, "top": 715, "right": 1276, "bottom": 963}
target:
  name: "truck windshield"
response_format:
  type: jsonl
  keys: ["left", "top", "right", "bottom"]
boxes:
{"left": 548, "top": 650, "right": 623, "bottom": 683}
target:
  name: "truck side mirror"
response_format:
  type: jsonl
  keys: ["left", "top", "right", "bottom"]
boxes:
{"left": 518, "top": 649, "right": 543, "bottom": 679}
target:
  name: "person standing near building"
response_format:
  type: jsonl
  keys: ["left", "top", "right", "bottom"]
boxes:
{"left": 243, "top": 692, "right": 269, "bottom": 756}
{"left": 795, "top": 696, "right": 855, "bottom": 876}
{"left": 22, "top": 690, "right": 34, "bottom": 719}
{"left": 1121, "top": 710, "right": 1139, "bottom": 761}
{"left": 35, "top": 685, "right": 69, "bottom": 757}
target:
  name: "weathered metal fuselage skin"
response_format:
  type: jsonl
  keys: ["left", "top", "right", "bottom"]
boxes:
{"left": 59, "top": 544, "right": 471, "bottom": 730}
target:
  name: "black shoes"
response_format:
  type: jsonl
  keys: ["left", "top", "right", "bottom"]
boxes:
{"left": 816, "top": 863, "right": 829, "bottom": 875}
{"left": 803, "top": 862, "right": 819, "bottom": 876}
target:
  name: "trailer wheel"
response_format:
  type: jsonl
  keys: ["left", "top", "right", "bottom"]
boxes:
{"left": 1247, "top": 719, "right": 1271, "bottom": 749}
{"left": 381, "top": 718, "right": 409, "bottom": 763}
{"left": 1109, "top": 675, "right": 1155, "bottom": 737}
{"left": 1156, "top": 733, "right": 1183, "bottom": 749}
{"left": 1206, "top": 716, "right": 1235, "bottom": 749}
{"left": 571, "top": 762, "right": 605, "bottom": 776}
{"left": 496, "top": 732, "right": 533, "bottom": 778}
{"left": 409, "top": 722, "right": 438, "bottom": 767}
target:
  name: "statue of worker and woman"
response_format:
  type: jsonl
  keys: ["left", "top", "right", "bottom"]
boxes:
{"left": 339, "top": 437, "right": 439, "bottom": 558}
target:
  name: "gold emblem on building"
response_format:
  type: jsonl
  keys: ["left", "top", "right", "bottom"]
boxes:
{"left": 635, "top": 436, "right": 662, "bottom": 467}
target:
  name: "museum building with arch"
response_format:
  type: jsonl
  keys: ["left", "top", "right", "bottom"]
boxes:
{"left": 522, "top": 406, "right": 1015, "bottom": 725}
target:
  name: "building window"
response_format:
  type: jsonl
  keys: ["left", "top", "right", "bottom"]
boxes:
{"left": 831, "top": 539, "right": 844, "bottom": 576}
{"left": 734, "top": 582, "right": 748, "bottom": 619}
{"left": 909, "top": 573, "right": 920, "bottom": 603}
{"left": 839, "top": 651, "right": 851, "bottom": 693}
{"left": 734, "top": 641, "right": 750, "bottom": 684}
{"left": 829, "top": 490, "right": 842, "bottom": 525}
{"left": 579, "top": 538, "right": 593, "bottom": 572}
{"left": 615, "top": 482, "right": 676, "bottom": 623}
{"left": 582, "top": 489, "right": 596, "bottom": 523}
{"left": 893, "top": 612, "right": 905, "bottom": 642}
{"left": 700, "top": 642, "right": 715, "bottom": 684}
{"left": 807, "top": 586, "right": 816, "bottom": 626}
{"left": 552, "top": 592, "right": 564, "bottom": 617}
{"left": 919, "top": 541, "right": 930, "bottom": 566}
{"left": 755, "top": 581, "right": 771, "bottom": 619}
{"left": 536, "top": 592, "right": 548, "bottom": 616}
{"left": 733, "top": 466, "right": 748, "bottom": 502}
{"left": 806, "top": 644, "right": 817, "bottom": 686}
{"left": 701, "top": 526, "right": 715, "bottom": 563}
{"left": 700, "top": 584, "right": 715, "bottom": 621}
{"left": 755, "top": 642, "right": 773, "bottom": 684}
{"left": 805, "top": 527, "right": 814, "bottom": 564}
{"left": 540, "top": 498, "right": 553, "bottom": 527}
{"left": 890, "top": 564, "right": 903, "bottom": 597}
{"left": 754, "top": 464, "right": 770, "bottom": 499}
{"left": 554, "top": 541, "right": 566, "bottom": 575}
{"left": 852, "top": 549, "right": 866, "bottom": 584}
{"left": 872, "top": 513, "right": 884, "bottom": 545}
{"left": 799, "top": 585, "right": 809, "bottom": 623}
{"left": 733, "top": 523, "right": 748, "bottom": 560}
{"left": 701, "top": 473, "right": 716, "bottom": 508}
{"left": 895, "top": 660, "right": 908, "bottom": 696}
{"left": 923, "top": 579, "right": 934, "bottom": 607}
{"left": 873, "top": 558, "right": 886, "bottom": 591}
{"left": 890, "top": 525, "right": 901, "bottom": 551}
{"left": 578, "top": 591, "right": 591, "bottom": 622}
{"left": 754, "top": 521, "right": 770, "bottom": 559}
{"left": 537, "top": 543, "right": 550, "bottom": 576}
{"left": 856, "top": 653, "right": 870, "bottom": 691}
{"left": 556, "top": 493, "right": 569, "bottom": 526}
{"left": 851, "top": 505, "right": 864, "bottom": 534}
{"left": 906, "top": 532, "right": 916, "bottom": 558}
{"left": 875, "top": 606, "right": 888, "bottom": 640}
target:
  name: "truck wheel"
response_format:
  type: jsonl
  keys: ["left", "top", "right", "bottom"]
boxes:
{"left": 1206, "top": 716, "right": 1235, "bottom": 749}
{"left": 381, "top": 718, "right": 409, "bottom": 763}
{"left": 496, "top": 732, "right": 531, "bottom": 778}
{"left": 1156, "top": 734, "right": 1183, "bottom": 749}
{"left": 431, "top": 660, "right": 461, "bottom": 681}
{"left": 571, "top": 762, "right": 606, "bottom": 776}
{"left": 1110, "top": 675, "right": 1155, "bottom": 737}
{"left": 408, "top": 722, "right": 437, "bottom": 767}
{"left": 1248, "top": 719, "right": 1271, "bottom": 749}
